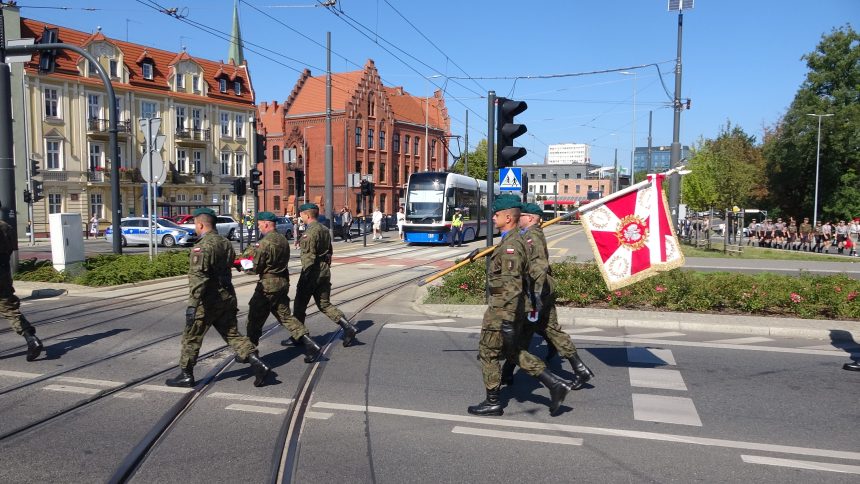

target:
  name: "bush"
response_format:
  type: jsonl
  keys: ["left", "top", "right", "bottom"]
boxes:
{"left": 13, "top": 258, "right": 68, "bottom": 283}
{"left": 427, "top": 260, "right": 860, "bottom": 320}
{"left": 14, "top": 251, "right": 189, "bottom": 287}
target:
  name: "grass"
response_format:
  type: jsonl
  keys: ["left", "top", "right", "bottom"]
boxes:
{"left": 681, "top": 242, "right": 851, "bottom": 262}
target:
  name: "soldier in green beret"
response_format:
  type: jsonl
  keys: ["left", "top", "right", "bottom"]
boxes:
{"left": 166, "top": 207, "right": 271, "bottom": 388}
{"left": 244, "top": 211, "right": 322, "bottom": 363}
{"left": 500, "top": 202, "right": 594, "bottom": 389}
{"left": 288, "top": 203, "right": 359, "bottom": 347}
{"left": 468, "top": 195, "right": 573, "bottom": 417}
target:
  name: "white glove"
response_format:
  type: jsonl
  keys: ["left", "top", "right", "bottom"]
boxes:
{"left": 240, "top": 259, "right": 254, "bottom": 271}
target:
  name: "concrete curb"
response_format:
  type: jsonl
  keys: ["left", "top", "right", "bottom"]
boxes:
{"left": 15, "top": 274, "right": 188, "bottom": 299}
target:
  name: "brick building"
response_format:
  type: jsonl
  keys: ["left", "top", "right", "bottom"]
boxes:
{"left": 256, "top": 60, "right": 450, "bottom": 216}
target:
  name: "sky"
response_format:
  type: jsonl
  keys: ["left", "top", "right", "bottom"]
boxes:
{"left": 14, "top": 0, "right": 858, "bottom": 170}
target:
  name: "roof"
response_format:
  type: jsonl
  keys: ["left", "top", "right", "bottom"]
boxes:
{"left": 20, "top": 18, "right": 255, "bottom": 109}
{"left": 287, "top": 70, "right": 365, "bottom": 115}
{"left": 384, "top": 86, "right": 446, "bottom": 127}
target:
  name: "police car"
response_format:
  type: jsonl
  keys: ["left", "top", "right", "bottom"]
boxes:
{"left": 105, "top": 217, "right": 195, "bottom": 248}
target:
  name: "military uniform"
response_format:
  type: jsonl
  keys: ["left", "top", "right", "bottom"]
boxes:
{"left": 292, "top": 203, "right": 358, "bottom": 346}
{"left": 166, "top": 208, "right": 270, "bottom": 387}
{"left": 245, "top": 212, "right": 321, "bottom": 362}
{"left": 0, "top": 217, "right": 42, "bottom": 361}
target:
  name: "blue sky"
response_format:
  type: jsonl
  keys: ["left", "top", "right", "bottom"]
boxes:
{"left": 17, "top": 0, "right": 857, "bottom": 169}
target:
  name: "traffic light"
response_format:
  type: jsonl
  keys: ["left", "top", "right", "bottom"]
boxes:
{"left": 30, "top": 159, "right": 40, "bottom": 178}
{"left": 295, "top": 170, "right": 305, "bottom": 197}
{"left": 496, "top": 97, "right": 528, "bottom": 168}
{"left": 360, "top": 179, "right": 374, "bottom": 196}
{"left": 231, "top": 178, "right": 247, "bottom": 196}
{"left": 38, "top": 27, "right": 59, "bottom": 74}
{"left": 32, "top": 180, "right": 45, "bottom": 202}
{"left": 250, "top": 168, "right": 262, "bottom": 190}
{"left": 23, "top": 190, "right": 32, "bottom": 204}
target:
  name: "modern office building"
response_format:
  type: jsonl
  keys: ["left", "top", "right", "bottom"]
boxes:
{"left": 633, "top": 145, "right": 691, "bottom": 173}
{"left": 546, "top": 143, "right": 591, "bottom": 165}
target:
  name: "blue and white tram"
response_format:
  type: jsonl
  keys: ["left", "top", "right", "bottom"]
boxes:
{"left": 403, "top": 172, "right": 498, "bottom": 244}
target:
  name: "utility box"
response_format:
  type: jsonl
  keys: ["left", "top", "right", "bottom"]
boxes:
{"left": 49, "top": 213, "right": 85, "bottom": 274}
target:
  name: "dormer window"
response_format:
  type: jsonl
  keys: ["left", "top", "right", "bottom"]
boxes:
{"left": 109, "top": 59, "right": 118, "bottom": 78}
{"left": 192, "top": 75, "right": 200, "bottom": 93}
{"left": 142, "top": 62, "right": 153, "bottom": 80}
{"left": 233, "top": 80, "right": 241, "bottom": 95}
{"left": 176, "top": 73, "right": 185, "bottom": 90}
{"left": 88, "top": 60, "right": 98, "bottom": 77}
{"left": 219, "top": 78, "right": 227, "bottom": 93}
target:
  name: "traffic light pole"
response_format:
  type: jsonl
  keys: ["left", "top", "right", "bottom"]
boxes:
{"left": 486, "top": 91, "right": 495, "bottom": 304}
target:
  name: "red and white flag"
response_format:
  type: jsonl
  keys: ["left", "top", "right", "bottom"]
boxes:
{"left": 579, "top": 173, "right": 684, "bottom": 289}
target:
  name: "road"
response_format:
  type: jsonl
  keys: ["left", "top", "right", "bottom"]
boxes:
{"left": 1, "top": 230, "right": 858, "bottom": 482}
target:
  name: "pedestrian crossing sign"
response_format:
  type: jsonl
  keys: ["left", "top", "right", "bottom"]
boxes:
{"left": 499, "top": 167, "right": 522, "bottom": 191}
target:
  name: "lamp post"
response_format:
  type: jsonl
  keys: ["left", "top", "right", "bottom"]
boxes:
{"left": 424, "top": 74, "right": 442, "bottom": 172}
{"left": 806, "top": 113, "right": 833, "bottom": 227}
{"left": 620, "top": 71, "right": 637, "bottom": 184}
{"left": 302, "top": 125, "right": 315, "bottom": 205}
{"left": 551, "top": 171, "right": 558, "bottom": 219}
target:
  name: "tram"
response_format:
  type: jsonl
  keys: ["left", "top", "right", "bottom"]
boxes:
{"left": 403, "top": 172, "right": 498, "bottom": 244}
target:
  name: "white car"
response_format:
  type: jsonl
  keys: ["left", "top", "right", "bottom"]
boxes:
{"left": 180, "top": 215, "right": 242, "bottom": 240}
{"left": 105, "top": 217, "right": 194, "bottom": 248}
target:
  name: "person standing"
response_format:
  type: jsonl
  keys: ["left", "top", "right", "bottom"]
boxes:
{"left": 166, "top": 208, "right": 270, "bottom": 388}
{"left": 372, "top": 207, "right": 383, "bottom": 241}
{"left": 243, "top": 212, "right": 321, "bottom": 363}
{"left": 450, "top": 208, "right": 463, "bottom": 247}
{"left": 468, "top": 195, "right": 573, "bottom": 417}
{"left": 848, "top": 218, "right": 859, "bottom": 257}
{"left": 799, "top": 217, "right": 813, "bottom": 252}
{"left": 0, "top": 211, "right": 42, "bottom": 361}
{"left": 341, "top": 207, "right": 353, "bottom": 243}
{"left": 89, "top": 213, "right": 99, "bottom": 239}
{"left": 835, "top": 220, "right": 849, "bottom": 255}
{"left": 501, "top": 202, "right": 594, "bottom": 389}
{"left": 289, "top": 203, "right": 359, "bottom": 347}
{"left": 396, "top": 207, "right": 406, "bottom": 241}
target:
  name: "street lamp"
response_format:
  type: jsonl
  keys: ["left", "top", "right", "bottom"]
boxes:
{"left": 620, "top": 71, "right": 637, "bottom": 184}
{"left": 302, "top": 125, "right": 316, "bottom": 205}
{"left": 806, "top": 113, "right": 833, "bottom": 227}
{"left": 425, "top": 74, "right": 442, "bottom": 172}
{"left": 551, "top": 171, "right": 558, "bottom": 219}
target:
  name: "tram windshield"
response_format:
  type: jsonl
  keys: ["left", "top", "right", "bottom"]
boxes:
{"left": 406, "top": 175, "right": 446, "bottom": 221}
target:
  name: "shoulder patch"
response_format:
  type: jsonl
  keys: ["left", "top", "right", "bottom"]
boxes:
{"left": 505, "top": 248, "right": 515, "bottom": 254}
{"left": 193, "top": 247, "right": 202, "bottom": 252}
{"left": 526, "top": 238, "right": 533, "bottom": 245}
{"left": 254, "top": 243, "right": 260, "bottom": 247}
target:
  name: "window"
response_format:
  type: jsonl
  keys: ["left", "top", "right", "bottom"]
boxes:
{"left": 393, "top": 162, "right": 400, "bottom": 185}
{"left": 44, "top": 88, "right": 59, "bottom": 118}
{"left": 380, "top": 194, "right": 386, "bottom": 213}
{"left": 355, "top": 127, "right": 362, "bottom": 147}
{"left": 219, "top": 78, "right": 227, "bottom": 93}
{"left": 87, "top": 94, "right": 101, "bottom": 120}
{"left": 191, "top": 109, "right": 202, "bottom": 130}
{"left": 192, "top": 75, "right": 200, "bottom": 93}
{"left": 234, "top": 153, "right": 245, "bottom": 177}
{"left": 142, "top": 62, "right": 153, "bottom": 80}
{"left": 369, "top": 100, "right": 375, "bottom": 117}
{"left": 368, "top": 128, "right": 374, "bottom": 149}
{"left": 564, "top": 173, "right": 569, "bottom": 179}
{"left": 140, "top": 100, "right": 158, "bottom": 119}
{"left": 192, "top": 150, "right": 202, "bottom": 173}
{"left": 379, "top": 131, "right": 385, "bottom": 151}
{"left": 88, "top": 60, "right": 98, "bottom": 77}
{"left": 576, "top": 173, "right": 582, "bottom": 179}
{"left": 404, "top": 135, "right": 410, "bottom": 154}
{"left": 114, "top": 97, "right": 123, "bottom": 122}
{"left": 379, "top": 162, "right": 386, "bottom": 183}
{"left": 221, "top": 194, "right": 230, "bottom": 214}
{"left": 176, "top": 73, "right": 185, "bottom": 90}
{"left": 177, "top": 149, "right": 187, "bottom": 173}
{"left": 175, "top": 106, "right": 186, "bottom": 131}
{"left": 393, "top": 133, "right": 400, "bottom": 153}
{"left": 46, "top": 140, "right": 61, "bottom": 169}
{"left": 89, "top": 143, "right": 103, "bottom": 170}
{"left": 272, "top": 145, "right": 280, "bottom": 161}
{"left": 191, "top": 193, "right": 203, "bottom": 202}
{"left": 273, "top": 196, "right": 281, "bottom": 212}
{"left": 576, "top": 185, "right": 581, "bottom": 193}
{"left": 541, "top": 173, "right": 546, "bottom": 180}
{"left": 220, "top": 152, "right": 231, "bottom": 176}
{"left": 235, "top": 115, "right": 244, "bottom": 138}
{"left": 404, "top": 164, "right": 410, "bottom": 180}
{"left": 48, "top": 193, "right": 62, "bottom": 214}
{"left": 90, "top": 193, "right": 104, "bottom": 218}
{"left": 564, "top": 185, "right": 569, "bottom": 194}
{"left": 431, "top": 140, "right": 437, "bottom": 158}
{"left": 220, "top": 113, "right": 230, "bottom": 137}
{"left": 368, "top": 162, "right": 375, "bottom": 179}
{"left": 109, "top": 59, "right": 118, "bottom": 78}
{"left": 115, "top": 145, "right": 124, "bottom": 168}
{"left": 273, "top": 170, "right": 281, "bottom": 186}
{"left": 413, "top": 137, "right": 420, "bottom": 156}
{"left": 176, "top": 193, "right": 188, "bottom": 202}
{"left": 234, "top": 81, "right": 241, "bottom": 95}
{"left": 355, "top": 160, "right": 361, "bottom": 174}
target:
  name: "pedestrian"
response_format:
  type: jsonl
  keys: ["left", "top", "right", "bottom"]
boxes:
{"left": 165, "top": 207, "right": 270, "bottom": 388}
{"left": 341, "top": 207, "right": 353, "bottom": 243}
{"left": 468, "top": 195, "right": 573, "bottom": 417}
{"left": 747, "top": 219, "right": 757, "bottom": 246}
{"left": 244, "top": 209, "right": 255, "bottom": 240}
{"left": 89, "top": 213, "right": 99, "bottom": 238}
{"left": 243, "top": 212, "right": 321, "bottom": 363}
{"left": 396, "top": 207, "right": 406, "bottom": 241}
{"left": 294, "top": 216, "right": 304, "bottom": 249}
{"left": 288, "top": 203, "right": 358, "bottom": 347}
{"left": 372, "top": 206, "right": 383, "bottom": 240}
{"left": 835, "top": 220, "right": 849, "bottom": 255}
{"left": 501, "top": 202, "right": 594, "bottom": 389}
{"left": 0, "top": 207, "right": 42, "bottom": 361}
{"left": 786, "top": 217, "right": 798, "bottom": 250}
{"left": 821, "top": 220, "right": 833, "bottom": 253}
{"left": 799, "top": 217, "right": 813, "bottom": 252}
{"left": 848, "top": 218, "right": 859, "bottom": 257}
{"left": 450, "top": 207, "right": 463, "bottom": 247}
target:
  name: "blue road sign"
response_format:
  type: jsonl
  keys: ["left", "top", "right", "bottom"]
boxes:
{"left": 499, "top": 167, "right": 522, "bottom": 191}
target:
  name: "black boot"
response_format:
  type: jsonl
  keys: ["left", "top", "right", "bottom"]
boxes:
{"left": 537, "top": 370, "right": 573, "bottom": 415}
{"left": 501, "top": 360, "right": 516, "bottom": 386}
{"left": 467, "top": 387, "right": 504, "bottom": 416}
{"left": 165, "top": 366, "right": 195, "bottom": 387}
{"left": 337, "top": 317, "right": 358, "bottom": 347}
{"left": 247, "top": 353, "right": 271, "bottom": 387}
{"left": 23, "top": 332, "right": 43, "bottom": 362}
{"left": 568, "top": 352, "right": 595, "bottom": 385}
{"left": 844, "top": 361, "right": 860, "bottom": 371}
{"left": 280, "top": 337, "right": 298, "bottom": 347}
{"left": 300, "top": 334, "right": 322, "bottom": 363}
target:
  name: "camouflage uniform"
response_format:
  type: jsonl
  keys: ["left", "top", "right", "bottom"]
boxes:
{"left": 293, "top": 221, "right": 345, "bottom": 324}
{"left": 0, "top": 220, "right": 34, "bottom": 337}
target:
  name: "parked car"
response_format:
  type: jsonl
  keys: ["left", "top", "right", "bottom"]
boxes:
{"left": 216, "top": 216, "right": 241, "bottom": 240}
{"left": 171, "top": 214, "right": 194, "bottom": 225}
{"left": 105, "top": 217, "right": 194, "bottom": 248}
{"left": 275, "top": 216, "right": 294, "bottom": 239}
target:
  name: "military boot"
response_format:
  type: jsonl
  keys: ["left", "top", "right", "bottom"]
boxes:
{"left": 337, "top": 317, "right": 358, "bottom": 347}
{"left": 23, "top": 332, "right": 43, "bottom": 362}
{"left": 467, "top": 387, "right": 504, "bottom": 416}
{"left": 844, "top": 361, "right": 860, "bottom": 371}
{"left": 247, "top": 353, "right": 271, "bottom": 387}
{"left": 165, "top": 366, "right": 195, "bottom": 387}
{"left": 500, "top": 360, "right": 516, "bottom": 386}
{"left": 537, "top": 370, "right": 573, "bottom": 415}
{"left": 300, "top": 335, "right": 322, "bottom": 363}
{"left": 568, "top": 352, "right": 595, "bottom": 384}
{"left": 280, "top": 337, "right": 298, "bottom": 347}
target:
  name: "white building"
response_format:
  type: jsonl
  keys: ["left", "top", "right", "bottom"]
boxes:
{"left": 546, "top": 143, "right": 590, "bottom": 165}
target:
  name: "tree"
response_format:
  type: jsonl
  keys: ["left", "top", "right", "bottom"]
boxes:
{"left": 762, "top": 25, "right": 860, "bottom": 220}
{"left": 449, "top": 139, "right": 496, "bottom": 181}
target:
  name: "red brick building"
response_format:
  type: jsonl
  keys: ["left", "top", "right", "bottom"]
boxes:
{"left": 256, "top": 60, "right": 450, "bottom": 216}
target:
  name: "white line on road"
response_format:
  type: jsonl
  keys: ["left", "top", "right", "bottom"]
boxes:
{"left": 627, "top": 348, "right": 676, "bottom": 366}
{"left": 56, "top": 376, "right": 120, "bottom": 387}
{"left": 208, "top": 392, "right": 293, "bottom": 406}
{"left": 394, "top": 318, "right": 457, "bottom": 326}
{"left": 741, "top": 455, "right": 860, "bottom": 475}
{"left": 629, "top": 368, "right": 688, "bottom": 391}
{"left": 707, "top": 336, "right": 774, "bottom": 345}
{"left": 313, "top": 401, "right": 860, "bottom": 461}
{"left": 632, "top": 394, "right": 702, "bottom": 426}
{"left": 0, "top": 369, "right": 41, "bottom": 379}
{"left": 225, "top": 403, "right": 287, "bottom": 415}
{"left": 42, "top": 384, "right": 101, "bottom": 395}
{"left": 451, "top": 426, "right": 583, "bottom": 446}
{"left": 801, "top": 344, "right": 853, "bottom": 352}
{"left": 627, "top": 332, "right": 686, "bottom": 339}
{"left": 566, "top": 327, "right": 605, "bottom": 334}
{"left": 114, "top": 392, "right": 144, "bottom": 399}
{"left": 137, "top": 384, "right": 194, "bottom": 394}
{"left": 305, "top": 411, "right": 334, "bottom": 420}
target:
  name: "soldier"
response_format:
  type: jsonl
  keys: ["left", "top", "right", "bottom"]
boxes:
{"left": 166, "top": 208, "right": 270, "bottom": 388}
{"left": 0, "top": 209, "right": 42, "bottom": 361}
{"left": 501, "top": 203, "right": 594, "bottom": 389}
{"left": 468, "top": 195, "right": 573, "bottom": 417}
{"left": 243, "top": 212, "right": 321, "bottom": 363}
{"left": 287, "top": 203, "right": 358, "bottom": 347}
{"left": 799, "top": 217, "right": 813, "bottom": 252}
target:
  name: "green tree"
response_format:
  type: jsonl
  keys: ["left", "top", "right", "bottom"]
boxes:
{"left": 449, "top": 138, "right": 490, "bottom": 180}
{"left": 762, "top": 25, "right": 860, "bottom": 220}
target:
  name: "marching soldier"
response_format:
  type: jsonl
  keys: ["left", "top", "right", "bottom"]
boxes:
{"left": 243, "top": 212, "right": 321, "bottom": 363}
{"left": 501, "top": 203, "right": 594, "bottom": 389}
{"left": 0, "top": 210, "right": 42, "bottom": 361}
{"left": 286, "top": 203, "right": 358, "bottom": 347}
{"left": 166, "top": 208, "right": 270, "bottom": 388}
{"left": 468, "top": 195, "right": 573, "bottom": 417}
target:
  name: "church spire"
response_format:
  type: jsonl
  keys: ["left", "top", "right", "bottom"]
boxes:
{"left": 227, "top": 0, "right": 244, "bottom": 65}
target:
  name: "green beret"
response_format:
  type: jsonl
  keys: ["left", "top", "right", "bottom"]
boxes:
{"left": 298, "top": 203, "right": 319, "bottom": 212}
{"left": 257, "top": 211, "right": 277, "bottom": 222}
{"left": 522, "top": 203, "right": 543, "bottom": 216}
{"left": 492, "top": 194, "right": 523, "bottom": 213}
{"left": 192, "top": 207, "right": 216, "bottom": 217}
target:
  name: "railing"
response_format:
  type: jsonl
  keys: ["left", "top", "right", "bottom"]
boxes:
{"left": 87, "top": 118, "right": 132, "bottom": 134}
{"left": 175, "top": 128, "right": 211, "bottom": 142}
{"left": 87, "top": 170, "right": 106, "bottom": 182}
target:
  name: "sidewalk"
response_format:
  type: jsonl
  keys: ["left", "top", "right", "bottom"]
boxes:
{"left": 14, "top": 275, "right": 188, "bottom": 300}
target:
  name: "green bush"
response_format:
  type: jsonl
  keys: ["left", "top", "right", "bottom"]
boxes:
{"left": 14, "top": 251, "right": 189, "bottom": 287}
{"left": 13, "top": 258, "right": 68, "bottom": 283}
{"left": 426, "top": 260, "right": 860, "bottom": 320}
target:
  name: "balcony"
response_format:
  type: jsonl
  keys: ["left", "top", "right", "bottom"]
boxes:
{"left": 168, "top": 168, "right": 213, "bottom": 185}
{"left": 87, "top": 170, "right": 107, "bottom": 182}
{"left": 175, "top": 128, "right": 211, "bottom": 144}
{"left": 87, "top": 118, "right": 132, "bottom": 137}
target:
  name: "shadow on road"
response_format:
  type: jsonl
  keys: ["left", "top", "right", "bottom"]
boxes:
{"left": 829, "top": 329, "right": 860, "bottom": 362}
{"left": 41, "top": 328, "right": 131, "bottom": 360}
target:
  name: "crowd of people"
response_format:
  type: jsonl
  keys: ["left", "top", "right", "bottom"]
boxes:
{"left": 745, "top": 217, "right": 859, "bottom": 256}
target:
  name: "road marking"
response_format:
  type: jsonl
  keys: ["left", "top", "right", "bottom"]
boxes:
{"left": 632, "top": 394, "right": 702, "bottom": 426}
{"left": 0, "top": 369, "right": 41, "bottom": 379}
{"left": 801, "top": 344, "right": 853, "bottom": 351}
{"left": 314, "top": 401, "right": 860, "bottom": 461}
{"left": 627, "top": 331, "right": 686, "bottom": 339}
{"left": 567, "top": 327, "right": 604, "bottom": 334}
{"left": 386, "top": 324, "right": 475, "bottom": 333}
{"left": 741, "top": 455, "right": 860, "bottom": 475}
{"left": 388, "top": 264, "right": 407, "bottom": 268}
{"left": 43, "top": 384, "right": 101, "bottom": 395}
{"left": 629, "top": 368, "right": 688, "bottom": 391}
{"left": 208, "top": 392, "right": 293, "bottom": 406}
{"left": 114, "top": 392, "right": 145, "bottom": 399}
{"left": 627, "top": 347, "right": 676, "bottom": 366}
{"left": 137, "top": 384, "right": 194, "bottom": 394}
{"left": 548, "top": 247, "right": 569, "bottom": 257}
{"left": 707, "top": 336, "right": 774, "bottom": 345}
{"left": 225, "top": 403, "right": 287, "bottom": 415}
{"left": 306, "top": 411, "right": 334, "bottom": 420}
{"left": 451, "top": 426, "right": 583, "bottom": 446}
{"left": 394, "top": 318, "right": 457, "bottom": 326}
{"left": 56, "top": 376, "right": 120, "bottom": 387}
